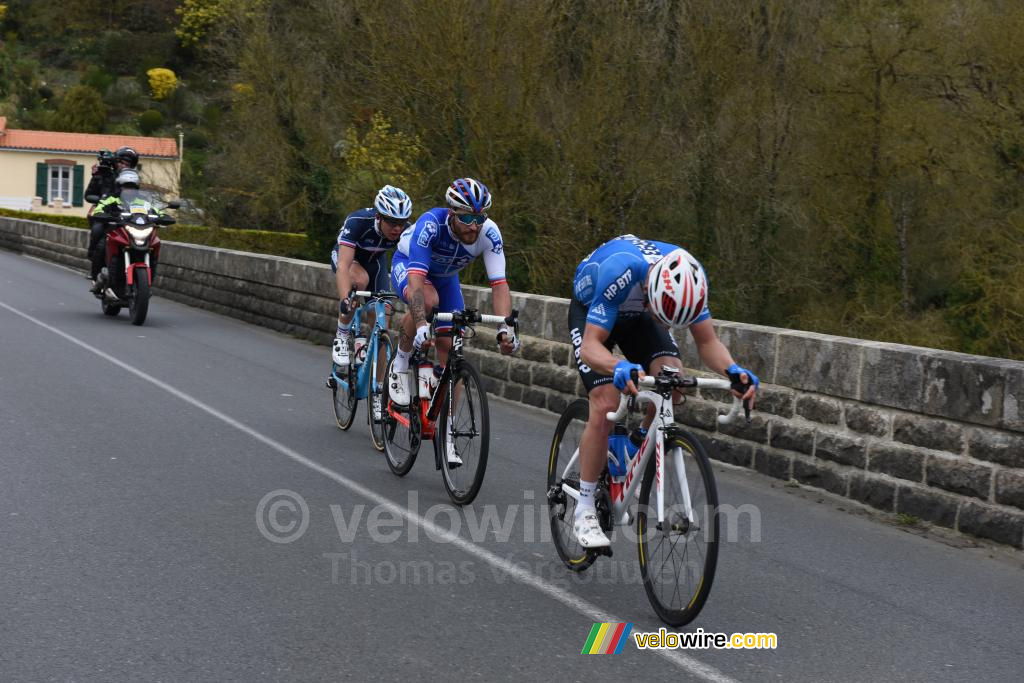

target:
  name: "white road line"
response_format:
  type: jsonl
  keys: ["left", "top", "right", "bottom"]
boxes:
{"left": 0, "top": 299, "right": 739, "bottom": 681}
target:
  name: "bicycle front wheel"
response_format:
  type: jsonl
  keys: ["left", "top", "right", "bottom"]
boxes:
{"left": 636, "top": 430, "right": 719, "bottom": 626}
{"left": 547, "top": 399, "right": 597, "bottom": 572}
{"left": 438, "top": 360, "right": 489, "bottom": 505}
{"left": 382, "top": 354, "right": 420, "bottom": 476}
{"left": 368, "top": 331, "right": 393, "bottom": 451}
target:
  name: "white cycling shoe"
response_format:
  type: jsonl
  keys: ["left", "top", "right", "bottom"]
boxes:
{"left": 388, "top": 369, "right": 412, "bottom": 406}
{"left": 574, "top": 509, "right": 611, "bottom": 548}
{"left": 332, "top": 336, "right": 349, "bottom": 366}
{"left": 445, "top": 425, "right": 463, "bottom": 467}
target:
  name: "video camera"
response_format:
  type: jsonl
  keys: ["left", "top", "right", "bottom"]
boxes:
{"left": 96, "top": 149, "right": 116, "bottom": 174}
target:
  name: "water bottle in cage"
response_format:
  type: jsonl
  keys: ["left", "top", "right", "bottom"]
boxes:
{"left": 354, "top": 335, "right": 367, "bottom": 365}
{"left": 417, "top": 361, "right": 433, "bottom": 396}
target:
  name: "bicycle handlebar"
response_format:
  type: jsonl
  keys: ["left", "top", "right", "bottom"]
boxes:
{"left": 605, "top": 375, "right": 745, "bottom": 425}
{"left": 352, "top": 290, "right": 399, "bottom": 301}
{"left": 432, "top": 310, "right": 519, "bottom": 327}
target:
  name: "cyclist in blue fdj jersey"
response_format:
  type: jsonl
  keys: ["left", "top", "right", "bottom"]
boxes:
{"left": 330, "top": 185, "right": 412, "bottom": 365}
{"left": 388, "top": 178, "right": 519, "bottom": 405}
{"left": 569, "top": 235, "right": 759, "bottom": 548}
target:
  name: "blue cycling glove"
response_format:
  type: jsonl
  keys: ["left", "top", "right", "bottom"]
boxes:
{"left": 726, "top": 363, "right": 760, "bottom": 390}
{"left": 612, "top": 360, "right": 644, "bottom": 391}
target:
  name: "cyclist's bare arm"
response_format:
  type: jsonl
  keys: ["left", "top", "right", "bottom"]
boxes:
{"left": 490, "top": 281, "right": 512, "bottom": 317}
{"left": 581, "top": 323, "right": 638, "bottom": 378}
{"left": 689, "top": 318, "right": 757, "bottom": 404}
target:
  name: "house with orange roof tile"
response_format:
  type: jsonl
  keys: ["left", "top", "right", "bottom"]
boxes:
{"left": 0, "top": 117, "right": 181, "bottom": 216}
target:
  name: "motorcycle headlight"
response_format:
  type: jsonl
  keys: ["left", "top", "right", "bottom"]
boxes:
{"left": 126, "top": 225, "right": 154, "bottom": 246}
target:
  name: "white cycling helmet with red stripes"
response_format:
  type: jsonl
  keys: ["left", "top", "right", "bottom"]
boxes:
{"left": 646, "top": 248, "right": 708, "bottom": 327}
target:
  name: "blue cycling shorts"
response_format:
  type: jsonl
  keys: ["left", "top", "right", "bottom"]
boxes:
{"left": 390, "top": 254, "right": 464, "bottom": 333}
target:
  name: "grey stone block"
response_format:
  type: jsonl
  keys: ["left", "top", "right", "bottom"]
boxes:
{"left": 705, "top": 436, "right": 754, "bottom": 468}
{"left": 897, "top": 486, "right": 958, "bottom": 528}
{"left": 859, "top": 343, "right": 925, "bottom": 412}
{"left": 893, "top": 415, "right": 964, "bottom": 454}
{"left": 523, "top": 387, "right": 547, "bottom": 410}
{"left": 503, "top": 384, "right": 524, "bottom": 403}
{"left": 510, "top": 292, "right": 546, "bottom": 338}
{"left": 550, "top": 343, "right": 571, "bottom": 368}
{"left": 845, "top": 404, "right": 889, "bottom": 437}
{"left": 816, "top": 433, "right": 867, "bottom": 468}
{"left": 479, "top": 354, "right": 510, "bottom": 381}
{"left": 769, "top": 423, "right": 815, "bottom": 456}
{"left": 1004, "top": 365, "right": 1023, "bottom": 432}
{"left": 967, "top": 429, "right": 1024, "bottom": 468}
{"left": 957, "top": 502, "right": 1024, "bottom": 548}
{"left": 508, "top": 359, "right": 532, "bottom": 385}
{"left": 775, "top": 332, "right": 860, "bottom": 399}
{"left": 796, "top": 395, "right": 841, "bottom": 424}
{"left": 756, "top": 386, "right": 795, "bottom": 418}
{"left": 547, "top": 392, "right": 570, "bottom": 416}
{"left": 716, "top": 414, "right": 768, "bottom": 444}
{"left": 922, "top": 351, "right": 1005, "bottom": 427}
{"left": 544, "top": 298, "right": 570, "bottom": 342}
{"left": 676, "top": 401, "right": 720, "bottom": 431}
{"left": 753, "top": 447, "right": 792, "bottom": 481}
{"left": 714, "top": 322, "right": 779, "bottom": 384}
{"left": 925, "top": 456, "right": 992, "bottom": 500}
{"left": 793, "top": 460, "right": 847, "bottom": 496}
{"left": 848, "top": 472, "right": 896, "bottom": 512}
{"left": 520, "top": 338, "right": 552, "bottom": 363}
{"left": 995, "top": 471, "right": 1024, "bottom": 511}
{"left": 867, "top": 444, "right": 925, "bottom": 482}
{"left": 532, "top": 364, "right": 577, "bottom": 394}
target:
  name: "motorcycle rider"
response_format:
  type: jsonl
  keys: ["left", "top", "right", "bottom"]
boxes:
{"left": 87, "top": 147, "right": 140, "bottom": 288}
{"left": 89, "top": 169, "right": 151, "bottom": 293}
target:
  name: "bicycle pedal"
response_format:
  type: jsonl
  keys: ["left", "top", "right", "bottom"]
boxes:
{"left": 592, "top": 546, "right": 613, "bottom": 558}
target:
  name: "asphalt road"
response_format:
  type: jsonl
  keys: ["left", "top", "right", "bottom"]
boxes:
{"left": 1, "top": 249, "right": 1022, "bottom": 682}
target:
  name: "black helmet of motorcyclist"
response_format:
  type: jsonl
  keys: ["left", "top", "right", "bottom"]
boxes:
{"left": 114, "top": 147, "right": 140, "bottom": 168}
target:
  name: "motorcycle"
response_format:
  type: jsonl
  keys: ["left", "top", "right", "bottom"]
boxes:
{"left": 85, "top": 190, "right": 178, "bottom": 326}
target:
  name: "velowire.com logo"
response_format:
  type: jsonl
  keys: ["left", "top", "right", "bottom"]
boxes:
{"left": 581, "top": 623, "right": 634, "bottom": 654}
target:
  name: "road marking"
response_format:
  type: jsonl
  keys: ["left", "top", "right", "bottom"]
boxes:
{"left": 0, "top": 300, "right": 738, "bottom": 681}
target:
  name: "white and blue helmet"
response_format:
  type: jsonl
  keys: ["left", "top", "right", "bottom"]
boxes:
{"left": 374, "top": 184, "right": 412, "bottom": 221}
{"left": 445, "top": 177, "right": 491, "bottom": 213}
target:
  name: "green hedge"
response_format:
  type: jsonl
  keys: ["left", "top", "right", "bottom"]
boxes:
{"left": 0, "top": 208, "right": 309, "bottom": 259}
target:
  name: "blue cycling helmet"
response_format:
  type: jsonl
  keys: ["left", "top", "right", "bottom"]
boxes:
{"left": 445, "top": 177, "right": 491, "bottom": 213}
{"left": 374, "top": 184, "right": 412, "bottom": 221}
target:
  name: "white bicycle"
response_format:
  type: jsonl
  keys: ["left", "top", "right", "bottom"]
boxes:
{"left": 546, "top": 368, "right": 745, "bottom": 626}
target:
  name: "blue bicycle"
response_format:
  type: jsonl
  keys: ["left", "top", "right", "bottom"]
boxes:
{"left": 326, "top": 290, "right": 397, "bottom": 450}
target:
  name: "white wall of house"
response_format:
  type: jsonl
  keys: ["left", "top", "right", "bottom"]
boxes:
{"left": 0, "top": 148, "right": 180, "bottom": 216}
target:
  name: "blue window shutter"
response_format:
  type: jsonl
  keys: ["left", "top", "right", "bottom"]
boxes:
{"left": 36, "top": 163, "right": 48, "bottom": 201}
{"left": 72, "top": 164, "right": 84, "bottom": 206}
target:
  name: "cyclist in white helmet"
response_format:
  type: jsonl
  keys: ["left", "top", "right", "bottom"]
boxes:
{"left": 330, "top": 185, "right": 412, "bottom": 365}
{"left": 569, "top": 235, "right": 759, "bottom": 548}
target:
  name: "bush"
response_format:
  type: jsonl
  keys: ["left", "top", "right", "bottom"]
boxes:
{"left": 146, "top": 67, "right": 178, "bottom": 100}
{"left": 137, "top": 108, "right": 163, "bottom": 135}
{"left": 51, "top": 85, "right": 106, "bottom": 132}
{"left": 0, "top": 208, "right": 309, "bottom": 259}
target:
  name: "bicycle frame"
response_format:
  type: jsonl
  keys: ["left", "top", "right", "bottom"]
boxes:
{"left": 559, "top": 376, "right": 742, "bottom": 530}
{"left": 332, "top": 294, "right": 392, "bottom": 400}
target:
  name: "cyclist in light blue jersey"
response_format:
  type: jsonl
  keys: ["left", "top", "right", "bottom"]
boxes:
{"left": 388, "top": 178, "right": 519, "bottom": 406}
{"left": 569, "top": 235, "right": 760, "bottom": 548}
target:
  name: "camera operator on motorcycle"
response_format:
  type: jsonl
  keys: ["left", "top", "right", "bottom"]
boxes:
{"left": 86, "top": 147, "right": 139, "bottom": 289}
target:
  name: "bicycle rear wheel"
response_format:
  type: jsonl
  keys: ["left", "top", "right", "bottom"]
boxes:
{"left": 382, "top": 354, "right": 420, "bottom": 476}
{"left": 636, "top": 430, "right": 719, "bottom": 626}
{"left": 438, "top": 360, "right": 489, "bottom": 505}
{"left": 547, "top": 399, "right": 597, "bottom": 572}
{"left": 368, "top": 331, "right": 393, "bottom": 451}
{"left": 331, "top": 360, "right": 357, "bottom": 431}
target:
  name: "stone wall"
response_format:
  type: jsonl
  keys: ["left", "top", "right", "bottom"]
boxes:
{"left": 2, "top": 216, "right": 1022, "bottom": 549}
